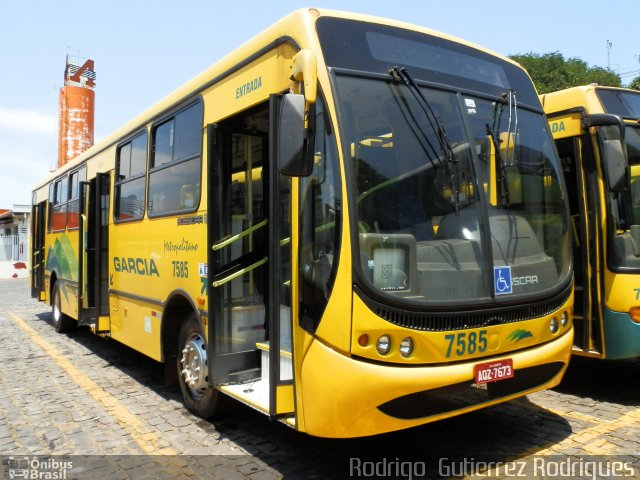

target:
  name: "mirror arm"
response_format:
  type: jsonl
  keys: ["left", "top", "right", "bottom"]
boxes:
{"left": 584, "top": 113, "right": 626, "bottom": 140}
{"left": 291, "top": 49, "right": 317, "bottom": 105}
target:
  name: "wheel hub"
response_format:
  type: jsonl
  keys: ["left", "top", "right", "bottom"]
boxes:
{"left": 53, "top": 291, "right": 61, "bottom": 323}
{"left": 179, "top": 333, "right": 208, "bottom": 394}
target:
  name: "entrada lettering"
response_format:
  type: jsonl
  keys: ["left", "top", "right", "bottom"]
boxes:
{"left": 236, "top": 77, "right": 262, "bottom": 99}
{"left": 113, "top": 257, "right": 159, "bottom": 276}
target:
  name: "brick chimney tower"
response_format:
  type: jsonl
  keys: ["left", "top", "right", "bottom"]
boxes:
{"left": 57, "top": 56, "right": 96, "bottom": 168}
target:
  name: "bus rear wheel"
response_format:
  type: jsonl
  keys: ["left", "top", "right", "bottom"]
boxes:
{"left": 176, "top": 314, "right": 228, "bottom": 419}
{"left": 51, "top": 282, "right": 74, "bottom": 333}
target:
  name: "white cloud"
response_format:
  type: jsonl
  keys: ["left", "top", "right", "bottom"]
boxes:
{"left": 0, "top": 174, "right": 34, "bottom": 208}
{"left": 0, "top": 106, "right": 57, "bottom": 137}
{"left": 0, "top": 136, "right": 54, "bottom": 208}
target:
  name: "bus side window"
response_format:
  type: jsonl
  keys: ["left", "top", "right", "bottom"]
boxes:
{"left": 148, "top": 102, "right": 202, "bottom": 217}
{"left": 52, "top": 176, "right": 68, "bottom": 231}
{"left": 47, "top": 183, "right": 54, "bottom": 232}
{"left": 115, "top": 132, "right": 147, "bottom": 221}
{"left": 66, "top": 167, "right": 86, "bottom": 229}
{"left": 299, "top": 97, "right": 342, "bottom": 333}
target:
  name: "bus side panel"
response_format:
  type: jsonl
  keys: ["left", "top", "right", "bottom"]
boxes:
{"left": 108, "top": 295, "right": 163, "bottom": 361}
{"left": 602, "top": 308, "right": 640, "bottom": 359}
{"left": 109, "top": 216, "right": 206, "bottom": 361}
{"left": 548, "top": 113, "right": 584, "bottom": 141}
{"left": 201, "top": 43, "right": 296, "bottom": 125}
{"left": 603, "top": 270, "right": 640, "bottom": 359}
{"left": 45, "top": 230, "right": 81, "bottom": 320}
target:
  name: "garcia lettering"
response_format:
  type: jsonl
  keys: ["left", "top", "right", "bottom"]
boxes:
{"left": 113, "top": 257, "right": 160, "bottom": 276}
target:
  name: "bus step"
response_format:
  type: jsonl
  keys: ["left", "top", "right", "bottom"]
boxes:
{"left": 256, "top": 342, "right": 293, "bottom": 381}
{"left": 228, "top": 368, "right": 261, "bottom": 384}
{"left": 571, "top": 346, "right": 602, "bottom": 358}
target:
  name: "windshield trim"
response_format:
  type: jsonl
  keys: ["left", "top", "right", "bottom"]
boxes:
{"left": 317, "top": 17, "right": 542, "bottom": 109}
{"left": 596, "top": 88, "right": 640, "bottom": 120}
{"left": 329, "top": 67, "right": 545, "bottom": 114}
{"left": 329, "top": 68, "right": 573, "bottom": 310}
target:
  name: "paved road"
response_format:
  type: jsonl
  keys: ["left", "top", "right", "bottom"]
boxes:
{"left": 1, "top": 278, "right": 638, "bottom": 479}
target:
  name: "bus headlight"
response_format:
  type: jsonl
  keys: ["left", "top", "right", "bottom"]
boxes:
{"left": 376, "top": 335, "right": 391, "bottom": 355}
{"left": 399, "top": 337, "right": 414, "bottom": 358}
{"left": 550, "top": 317, "right": 559, "bottom": 334}
{"left": 561, "top": 311, "right": 569, "bottom": 327}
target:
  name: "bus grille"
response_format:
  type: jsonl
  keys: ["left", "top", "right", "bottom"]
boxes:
{"left": 377, "top": 362, "right": 564, "bottom": 420}
{"left": 357, "top": 285, "right": 572, "bottom": 332}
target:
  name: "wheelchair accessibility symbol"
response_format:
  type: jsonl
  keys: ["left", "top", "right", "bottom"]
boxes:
{"left": 494, "top": 266, "right": 513, "bottom": 295}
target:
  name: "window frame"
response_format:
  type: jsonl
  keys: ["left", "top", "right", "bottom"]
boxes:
{"left": 148, "top": 98, "right": 203, "bottom": 218}
{"left": 47, "top": 182, "right": 54, "bottom": 232}
{"left": 51, "top": 175, "right": 69, "bottom": 232}
{"left": 114, "top": 129, "right": 149, "bottom": 223}
{"left": 66, "top": 166, "right": 87, "bottom": 230}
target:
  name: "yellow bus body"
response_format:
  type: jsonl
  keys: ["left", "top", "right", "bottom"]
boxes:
{"left": 541, "top": 85, "right": 640, "bottom": 359}
{"left": 31, "top": 8, "right": 574, "bottom": 438}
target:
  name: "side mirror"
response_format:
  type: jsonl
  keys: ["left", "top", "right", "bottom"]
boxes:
{"left": 602, "top": 138, "right": 628, "bottom": 193}
{"left": 277, "top": 94, "right": 312, "bottom": 177}
{"left": 585, "top": 113, "right": 628, "bottom": 193}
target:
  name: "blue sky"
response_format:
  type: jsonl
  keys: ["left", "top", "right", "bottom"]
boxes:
{"left": 1, "top": 0, "right": 638, "bottom": 208}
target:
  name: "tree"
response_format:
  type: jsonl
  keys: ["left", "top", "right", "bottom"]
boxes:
{"left": 629, "top": 76, "right": 640, "bottom": 91}
{"left": 508, "top": 51, "right": 622, "bottom": 94}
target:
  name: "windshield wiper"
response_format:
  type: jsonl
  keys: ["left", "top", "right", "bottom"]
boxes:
{"left": 485, "top": 92, "right": 518, "bottom": 209}
{"left": 485, "top": 119, "right": 510, "bottom": 208}
{"left": 505, "top": 90, "right": 518, "bottom": 167}
{"left": 389, "top": 66, "right": 460, "bottom": 213}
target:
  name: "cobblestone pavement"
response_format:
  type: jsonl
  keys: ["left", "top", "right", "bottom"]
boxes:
{"left": 1, "top": 278, "right": 639, "bottom": 479}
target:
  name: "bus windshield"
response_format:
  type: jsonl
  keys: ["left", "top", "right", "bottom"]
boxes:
{"left": 594, "top": 89, "right": 640, "bottom": 270}
{"left": 625, "top": 126, "right": 640, "bottom": 222}
{"left": 319, "top": 18, "right": 570, "bottom": 305}
{"left": 608, "top": 125, "right": 640, "bottom": 270}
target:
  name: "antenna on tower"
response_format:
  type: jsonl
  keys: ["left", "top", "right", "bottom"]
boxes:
{"left": 606, "top": 40, "right": 613, "bottom": 70}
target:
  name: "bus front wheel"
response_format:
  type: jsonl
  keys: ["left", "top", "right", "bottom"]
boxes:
{"left": 176, "top": 314, "right": 227, "bottom": 419}
{"left": 51, "top": 282, "right": 74, "bottom": 333}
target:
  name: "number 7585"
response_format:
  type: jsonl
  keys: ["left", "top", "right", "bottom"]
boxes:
{"left": 444, "top": 330, "right": 488, "bottom": 358}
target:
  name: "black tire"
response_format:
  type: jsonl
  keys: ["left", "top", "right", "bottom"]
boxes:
{"left": 176, "top": 313, "right": 228, "bottom": 419}
{"left": 51, "top": 281, "right": 74, "bottom": 333}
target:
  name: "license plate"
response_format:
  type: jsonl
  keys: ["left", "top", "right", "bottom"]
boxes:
{"left": 474, "top": 359, "right": 514, "bottom": 384}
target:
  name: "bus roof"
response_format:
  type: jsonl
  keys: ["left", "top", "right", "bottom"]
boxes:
{"left": 33, "top": 7, "right": 529, "bottom": 192}
{"left": 540, "top": 84, "right": 639, "bottom": 115}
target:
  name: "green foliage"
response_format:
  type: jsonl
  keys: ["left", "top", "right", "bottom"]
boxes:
{"left": 509, "top": 51, "right": 622, "bottom": 94}
{"left": 629, "top": 76, "right": 640, "bottom": 91}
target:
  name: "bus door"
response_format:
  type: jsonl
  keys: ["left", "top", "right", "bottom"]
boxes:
{"left": 555, "top": 132, "right": 603, "bottom": 354}
{"left": 78, "top": 173, "right": 111, "bottom": 332}
{"left": 31, "top": 200, "right": 47, "bottom": 300}
{"left": 207, "top": 99, "right": 293, "bottom": 418}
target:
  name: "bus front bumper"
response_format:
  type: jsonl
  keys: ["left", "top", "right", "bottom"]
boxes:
{"left": 299, "top": 327, "right": 573, "bottom": 438}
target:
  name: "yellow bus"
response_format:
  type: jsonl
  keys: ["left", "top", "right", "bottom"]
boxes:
{"left": 541, "top": 85, "right": 640, "bottom": 359}
{"left": 31, "top": 8, "right": 574, "bottom": 438}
